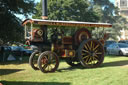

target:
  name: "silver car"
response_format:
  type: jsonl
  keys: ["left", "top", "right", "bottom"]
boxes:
{"left": 107, "top": 43, "right": 128, "bottom": 56}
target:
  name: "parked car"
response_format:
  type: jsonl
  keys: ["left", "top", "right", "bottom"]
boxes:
{"left": 118, "top": 40, "right": 128, "bottom": 44}
{"left": 104, "top": 40, "right": 116, "bottom": 52}
{"left": 106, "top": 43, "right": 128, "bottom": 56}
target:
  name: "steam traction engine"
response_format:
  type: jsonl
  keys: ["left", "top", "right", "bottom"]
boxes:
{"left": 22, "top": 19, "right": 112, "bottom": 73}
{"left": 22, "top": 0, "right": 112, "bottom": 73}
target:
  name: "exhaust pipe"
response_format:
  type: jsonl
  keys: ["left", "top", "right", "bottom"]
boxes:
{"left": 42, "top": 0, "right": 48, "bottom": 20}
{"left": 41, "top": 0, "right": 48, "bottom": 42}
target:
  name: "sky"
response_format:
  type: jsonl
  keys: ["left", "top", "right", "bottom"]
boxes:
{"left": 110, "top": 0, "right": 115, "bottom": 4}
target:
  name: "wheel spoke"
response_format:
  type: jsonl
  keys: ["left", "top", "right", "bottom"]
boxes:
{"left": 82, "top": 52, "right": 88, "bottom": 56}
{"left": 92, "top": 41, "right": 95, "bottom": 51}
{"left": 93, "top": 44, "right": 99, "bottom": 51}
{"left": 82, "top": 55, "right": 89, "bottom": 59}
{"left": 92, "top": 56, "right": 96, "bottom": 64}
{"left": 96, "top": 52, "right": 102, "bottom": 55}
{"left": 95, "top": 54, "right": 99, "bottom": 58}
{"left": 84, "top": 44, "right": 89, "bottom": 50}
{"left": 95, "top": 49, "right": 98, "bottom": 53}
{"left": 48, "top": 65, "right": 50, "bottom": 71}
{"left": 93, "top": 56, "right": 99, "bottom": 62}
{"left": 88, "top": 57, "right": 92, "bottom": 64}
{"left": 43, "top": 64, "right": 48, "bottom": 70}
{"left": 82, "top": 49, "right": 89, "bottom": 53}
{"left": 91, "top": 56, "right": 97, "bottom": 65}
{"left": 85, "top": 57, "right": 89, "bottom": 64}
{"left": 91, "top": 41, "right": 93, "bottom": 50}
{"left": 49, "top": 65, "right": 53, "bottom": 70}
{"left": 82, "top": 53, "right": 86, "bottom": 56}
{"left": 89, "top": 57, "right": 93, "bottom": 65}
{"left": 47, "top": 65, "right": 49, "bottom": 71}
{"left": 87, "top": 43, "right": 91, "bottom": 51}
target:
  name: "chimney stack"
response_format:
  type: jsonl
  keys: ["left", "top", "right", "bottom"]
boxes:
{"left": 41, "top": 0, "right": 48, "bottom": 42}
{"left": 42, "top": 0, "right": 48, "bottom": 19}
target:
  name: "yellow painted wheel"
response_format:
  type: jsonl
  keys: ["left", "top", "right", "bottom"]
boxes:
{"left": 78, "top": 39, "right": 104, "bottom": 68}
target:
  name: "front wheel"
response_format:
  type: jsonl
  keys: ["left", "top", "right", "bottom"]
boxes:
{"left": 37, "top": 51, "right": 59, "bottom": 73}
{"left": 78, "top": 39, "right": 104, "bottom": 68}
{"left": 29, "top": 51, "right": 40, "bottom": 70}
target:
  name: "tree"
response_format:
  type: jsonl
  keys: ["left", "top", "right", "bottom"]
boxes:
{"left": 34, "top": 0, "right": 128, "bottom": 40}
{"left": 33, "top": 0, "right": 102, "bottom": 37}
{"left": 91, "top": 0, "right": 128, "bottom": 40}
{"left": 34, "top": 0, "right": 101, "bottom": 22}
{"left": 0, "top": 0, "right": 36, "bottom": 43}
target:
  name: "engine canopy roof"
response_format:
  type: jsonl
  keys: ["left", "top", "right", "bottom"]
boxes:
{"left": 22, "top": 19, "right": 112, "bottom": 28}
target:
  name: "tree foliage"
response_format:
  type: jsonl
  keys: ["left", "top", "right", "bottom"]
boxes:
{"left": 0, "top": 0, "right": 36, "bottom": 43}
{"left": 33, "top": 0, "right": 128, "bottom": 40}
{"left": 34, "top": 0, "right": 101, "bottom": 22}
{"left": 92, "top": 0, "right": 128, "bottom": 40}
{"left": 33, "top": 0, "right": 103, "bottom": 37}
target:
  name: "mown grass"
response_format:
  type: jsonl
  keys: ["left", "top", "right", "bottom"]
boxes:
{"left": 1, "top": 55, "right": 128, "bottom": 85}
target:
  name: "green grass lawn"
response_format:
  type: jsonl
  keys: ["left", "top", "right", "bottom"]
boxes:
{"left": 1, "top": 55, "right": 128, "bottom": 85}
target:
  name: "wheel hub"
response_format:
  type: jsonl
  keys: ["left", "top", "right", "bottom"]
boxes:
{"left": 41, "top": 58, "right": 48, "bottom": 64}
{"left": 89, "top": 51, "right": 95, "bottom": 57}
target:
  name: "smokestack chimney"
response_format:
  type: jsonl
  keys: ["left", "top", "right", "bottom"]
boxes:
{"left": 41, "top": 0, "right": 48, "bottom": 42}
{"left": 42, "top": 0, "right": 48, "bottom": 19}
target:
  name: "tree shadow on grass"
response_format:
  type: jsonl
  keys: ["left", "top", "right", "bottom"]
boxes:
{"left": 0, "top": 81, "right": 71, "bottom": 85}
{"left": 0, "top": 69, "right": 25, "bottom": 76}
{"left": 102, "top": 60, "right": 128, "bottom": 67}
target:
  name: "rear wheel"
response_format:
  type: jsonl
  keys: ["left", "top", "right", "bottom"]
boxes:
{"left": 78, "top": 39, "right": 104, "bottom": 68}
{"left": 37, "top": 51, "right": 59, "bottom": 73}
